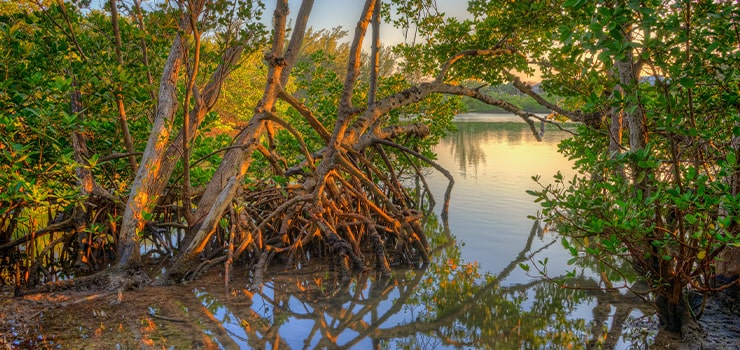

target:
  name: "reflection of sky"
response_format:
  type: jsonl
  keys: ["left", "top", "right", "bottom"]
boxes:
{"left": 186, "top": 116, "right": 649, "bottom": 349}
{"left": 426, "top": 116, "right": 577, "bottom": 282}
{"left": 196, "top": 279, "right": 425, "bottom": 349}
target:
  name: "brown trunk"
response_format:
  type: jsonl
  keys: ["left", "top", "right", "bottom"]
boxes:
{"left": 368, "top": 0, "right": 381, "bottom": 106}
{"left": 173, "top": 0, "right": 298, "bottom": 272}
{"left": 117, "top": 27, "right": 187, "bottom": 268}
{"left": 655, "top": 293, "right": 691, "bottom": 333}
{"left": 170, "top": 0, "right": 326, "bottom": 278}
{"left": 181, "top": 9, "right": 204, "bottom": 225}
{"left": 188, "top": 0, "right": 307, "bottom": 226}
{"left": 149, "top": 45, "right": 244, "bottom": 213}
{"left": 69, "top": 71, "right": 92, "bottom": 271}
{"left": 117, "top": 4, "right": 244, "bottom": 268}
{"left": 167, "top": 177, "right": 238, "bottom": 280}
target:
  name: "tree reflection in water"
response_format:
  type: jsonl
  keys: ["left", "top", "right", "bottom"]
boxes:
{"left": 191, "top": 215, "right": 654, "bottom": 349}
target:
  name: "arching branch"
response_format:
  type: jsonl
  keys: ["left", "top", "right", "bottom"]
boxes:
{"left": 512, "top": 76, "right": 601, "bottom": 127}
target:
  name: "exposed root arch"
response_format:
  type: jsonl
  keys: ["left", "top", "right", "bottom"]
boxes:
{"left": 167, "top": 137, "right": 439, "bottom": 282}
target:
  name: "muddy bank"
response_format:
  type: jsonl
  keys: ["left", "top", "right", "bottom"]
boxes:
{"left": 1, "top": 271, "right": 738, "bottom": 349}
{"left": 652, "top": 284, "right": 740, "bottom": 349}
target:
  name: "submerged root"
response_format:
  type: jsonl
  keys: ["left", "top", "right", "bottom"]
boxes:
{"left": 166, "top": 141, "right": 437, "bottom": 282}
{"left": 16, "top": 267, "right": 151, "bottom": 296}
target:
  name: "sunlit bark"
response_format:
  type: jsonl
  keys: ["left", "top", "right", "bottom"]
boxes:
{"left": 118, "top": 14, "right": 190, "bottom": 268}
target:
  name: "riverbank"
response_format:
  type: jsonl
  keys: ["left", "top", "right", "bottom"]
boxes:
{"left": 652, "top": 283, "right": 740, "bottom": 349}
{"left": 1, "top": 276, "right": 738, "bottom": 349}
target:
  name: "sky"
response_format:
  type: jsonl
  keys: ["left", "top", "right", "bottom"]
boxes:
{"left": 268, "top": 0, "right": 472, "bottom": 45}
{"left": 86, "top": 0, "right": 471, "bottom": 45}
{"left": 266, "top": 1, "right": 542, "bottom": 81}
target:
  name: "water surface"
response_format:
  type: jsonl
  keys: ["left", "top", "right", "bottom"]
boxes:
{"left": 15, "top": 113, "right": 658, "bottom": 349}
{"left": 175, "top": 113, "right": 656, "bottom": 349}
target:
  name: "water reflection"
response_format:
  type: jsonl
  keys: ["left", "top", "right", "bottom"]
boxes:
{"left": 444, "top": 113, "right": 563, "bottom": 178}
{"left": 425, "top": 116, "right": 577, "bottom": 280}
{"left": 178, "top": 116, "right": 655, "bottom": 349}
{"left": 188, "top": 217, "right": 652, "bottom": 349}
{"left": 2, "top": 115, "right": 661, "bottom": 349}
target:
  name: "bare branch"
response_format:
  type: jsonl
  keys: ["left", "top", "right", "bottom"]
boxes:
{"left": 338, "top": 0, "right": 377, "bottom": 119}
{"left": 277, "top": 89, "right": 331, "bottom": 142}
{"left": 279, "top": 0, "right": 315, "bottom": 87}
{"left": 512, "top": 76, "right": 601, "bottom": 127}
{"left": 368, "top": 0, "right": 381, "bottom": 105}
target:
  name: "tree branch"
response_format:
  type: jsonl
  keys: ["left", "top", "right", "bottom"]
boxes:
{"left": 511, "top": 76, "right": 601, "bottom": 127}
{"left": 437, "top": 48, "right": 514, "bottom": 82}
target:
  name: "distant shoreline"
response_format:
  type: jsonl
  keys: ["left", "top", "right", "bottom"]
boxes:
{"left": 453, "top": 112, "right": 550, "bottom": 123}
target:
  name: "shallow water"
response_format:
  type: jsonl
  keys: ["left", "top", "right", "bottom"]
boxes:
{"left": 426, "top": 113, "right": 577, "bottom": 282}
{"left": 3, "top": 113, "right": 661, "bottom": 349}
{"left": 174, "top": 113, "right": 657, "bottom": 349}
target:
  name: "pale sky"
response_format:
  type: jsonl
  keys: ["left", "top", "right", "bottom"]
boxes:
{"left": 270, "top": 1, "right": 542, "bottom": 82}
{"left": 87, "top": 0, "right": 471, "bottom": 45}
{"left": 271, "top": 0, "right": 472, "bottom": 45}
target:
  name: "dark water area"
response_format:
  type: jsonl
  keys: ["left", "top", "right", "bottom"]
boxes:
{"left": 1, "top": 113, "right": 662, "bottom": 349}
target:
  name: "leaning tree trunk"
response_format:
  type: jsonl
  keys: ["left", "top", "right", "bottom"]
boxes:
{"left": 163, "top": 0, "right": 585, "bottom": 283}
{"left": 117, "top": 22, "right": 187, "bottom": 268}
{"left": 165, "top": 0, "right": 300, "bottom": 280}
{"left": 117, "top": 1, "right": 245, "bottom": 268}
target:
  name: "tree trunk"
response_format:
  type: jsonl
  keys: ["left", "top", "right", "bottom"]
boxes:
{"left": 69, "top": 71, "right": 92, "bottom": 272}
{"left": 117, "top": 26, "right": 187, "bottom": 268}
{"left": 608, "top": 66, "right": 624, "bottom": 159}
{"left": 655, "top": 293, "right": 692, "bottom": 334}
{"left": 117, "top": 1, "right": 246, "bottom": 269}
{"left": 169, "top": 0, "right": 298, "bottom": 276}
{"left": 368, "top": 0, "right": 380, "bottom": 106}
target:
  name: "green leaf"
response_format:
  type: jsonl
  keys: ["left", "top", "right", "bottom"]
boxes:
{"left": 727, "top": 152, "right": 737, "bottom": 166}
{"left": 705, "top": 42, "right": 720, "bottom": 54}
{"left": 636, "top": 171, "right": 646, "bottom": 184}
{"left": 678, "top": 77, "right": 695, "bottom": 88}
{"left": 685, "top": 213, "right": 697, "bottom": 225}
{"left": 561, "top": 237, "right": 571, "bottom": 249}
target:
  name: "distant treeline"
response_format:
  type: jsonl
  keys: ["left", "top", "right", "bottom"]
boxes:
{"left": 462, "top": 82, "right": 557, "bottom": 114}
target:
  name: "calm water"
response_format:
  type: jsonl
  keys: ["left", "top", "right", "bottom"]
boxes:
{"left": 28, "top": 114, "right": 656, "bottom": 349}
{"left": 426, "top": 113, "right": 577, "bottom": 282}
{"left": 175, "top": 113, "right": 656, "bottom": 349}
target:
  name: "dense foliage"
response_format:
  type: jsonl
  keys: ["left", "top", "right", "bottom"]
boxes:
{"left": 1, "top": 1, "right": 176, "bottom": 280}
{"left": 521, "top": 0, "right": 740, "bottom": 332}
{"left": 1, "top": 0, "right": 738, "bottom": 338}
